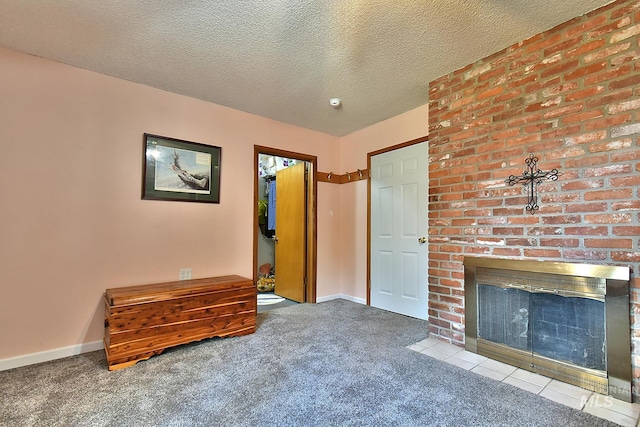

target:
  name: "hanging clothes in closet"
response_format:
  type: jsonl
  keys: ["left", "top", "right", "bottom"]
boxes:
{"left": 267, "top": 179, "right": 276, "bottom": 231}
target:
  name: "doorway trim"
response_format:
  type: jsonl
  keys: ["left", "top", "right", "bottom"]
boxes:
{"left": 366, "top": 135, "right": 430, "bottom": 306}
{"left": 254, "top": 145, "right": 318, "bottom": 303}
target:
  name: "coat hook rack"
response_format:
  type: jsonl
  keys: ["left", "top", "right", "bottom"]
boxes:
{"left": 316, "top": 168, "right": 369, "bottom": 184}
{"left": 505, "top": 153, "right": 562, "bottom": 214}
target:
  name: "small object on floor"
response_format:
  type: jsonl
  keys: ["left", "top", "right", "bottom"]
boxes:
{"left": 257, "top": 276, "right": 275, "bottom": 292}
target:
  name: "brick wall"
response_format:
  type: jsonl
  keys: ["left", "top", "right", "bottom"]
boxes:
{"left": 428, "top": 0, "right": 640, "bottom": 397}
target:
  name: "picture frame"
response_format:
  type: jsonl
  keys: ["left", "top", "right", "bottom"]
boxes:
{"left": 142, "top": 133, "right": 221, "bottom": 203}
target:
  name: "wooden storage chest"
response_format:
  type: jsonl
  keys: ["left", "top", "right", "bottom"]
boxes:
{"left": 104, "top": 275, "right": 256, "bottom": 370}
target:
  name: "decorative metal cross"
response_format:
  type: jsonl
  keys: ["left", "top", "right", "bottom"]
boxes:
{"left": 505, "top": 153, "right": 562, "bottom": 214}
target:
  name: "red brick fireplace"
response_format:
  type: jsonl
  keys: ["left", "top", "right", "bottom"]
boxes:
{"left": 427, "top": 0, "right": 640, "bottom": 398}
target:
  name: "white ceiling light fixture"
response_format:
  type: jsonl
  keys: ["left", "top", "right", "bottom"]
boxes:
{"left": 329, "top": 98, "right": 342, "bottom": 108}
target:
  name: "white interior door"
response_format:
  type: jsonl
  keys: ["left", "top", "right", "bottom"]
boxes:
{"left": 370, "top": 142, "right": 428, "bottom": 320}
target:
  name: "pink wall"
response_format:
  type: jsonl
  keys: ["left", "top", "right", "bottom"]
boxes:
{"left": 0, "top": 47, "right": 341, "bottom": 359}
{"left": 336, "top": 105, "right": 430, "bottom": 299}
{"left": 0, "top": 45, "right": 428, "bottom": 362}
{"left": 339, "top": 104, "right": 430, "bottom": 171}
{"left": 316, "top": 182, "right": 344, "bottom": 298}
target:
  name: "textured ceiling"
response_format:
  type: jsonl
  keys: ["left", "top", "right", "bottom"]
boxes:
{"left": 0, "top": 1, "right": 613, "bottom": 136}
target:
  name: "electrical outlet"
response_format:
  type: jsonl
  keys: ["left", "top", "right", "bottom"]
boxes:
{"left": 179, "top": 268, "right": 192, "bottom": 280}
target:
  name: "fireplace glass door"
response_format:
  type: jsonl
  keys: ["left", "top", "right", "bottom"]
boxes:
{"left": 478, "top": 283, "right": 606, "bottom": 372}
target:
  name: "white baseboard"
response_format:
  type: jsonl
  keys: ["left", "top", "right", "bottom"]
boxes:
{"left": 0, "top": 340, "right": 103, "bottom": 372}
{"left": 316, "top": 294, "right": 366, "bottom": 305}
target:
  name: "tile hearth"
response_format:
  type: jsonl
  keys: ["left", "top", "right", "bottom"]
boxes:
{"left": 409, "top": 337, "right": 640, "bottom": 427}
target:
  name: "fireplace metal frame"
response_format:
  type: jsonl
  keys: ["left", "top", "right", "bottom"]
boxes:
{"left": 464, "top": 257, "right": 631, "bottom": 402}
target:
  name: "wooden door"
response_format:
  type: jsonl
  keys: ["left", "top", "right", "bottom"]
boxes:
{"left": 370, "top": 142, "right": 429, "bottom": 319}
{"left": 275, "top": 162, "right": 306, "bottom": 302}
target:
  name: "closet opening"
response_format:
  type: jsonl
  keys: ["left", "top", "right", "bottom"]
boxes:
{"left": 253, "top": 146, "right": 317, "bottom": 312}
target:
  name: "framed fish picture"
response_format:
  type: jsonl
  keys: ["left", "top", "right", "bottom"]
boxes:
{"left": 142, "top": 133, "right": 221, "bottom": 203}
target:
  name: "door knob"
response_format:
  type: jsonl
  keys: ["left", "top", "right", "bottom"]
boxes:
{"left": 418, "top": 237, "right": 427, "bottom": 244}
